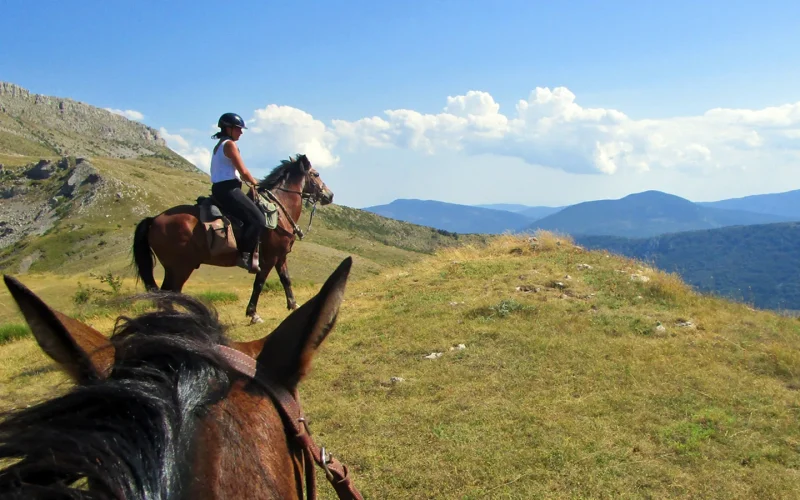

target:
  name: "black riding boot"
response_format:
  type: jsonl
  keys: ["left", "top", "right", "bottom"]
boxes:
{"left": 250, "top": 235, "right": 261, "bottom": 274}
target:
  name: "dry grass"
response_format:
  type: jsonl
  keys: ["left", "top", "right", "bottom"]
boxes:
{"left": 1, "top": 232, "right": 799, "bottom": 498}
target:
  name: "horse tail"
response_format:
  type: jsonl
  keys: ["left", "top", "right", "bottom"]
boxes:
{"left": 132, "top": 217, "right": 158, "bottom": 291}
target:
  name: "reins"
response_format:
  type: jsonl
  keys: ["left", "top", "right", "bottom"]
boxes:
{"left": 262, "top": 188, "right": 307, "bottom": 239}
{"left": 216, "top": 345, "right": 363, "bottom": 500}
{"left": 254, "top": 170, "right": 322, "bottom": 240}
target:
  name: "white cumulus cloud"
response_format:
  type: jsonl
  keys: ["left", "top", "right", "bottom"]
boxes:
{"left": 247, "top": 104, "right": 340, "bottom": 168}
{"left": 330, "top": 86, "right": 800, "bottom": 176}
{"left": 160, "top": 88, "right": 800, "bottom": 181}
{"left": 105, "top": 108, "right": 144, "bottom": 121}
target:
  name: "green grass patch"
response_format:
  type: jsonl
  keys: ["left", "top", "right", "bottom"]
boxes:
{"left": 262, "top": 280, "right": 284, "bottom": 293}
{"left": 658, "top": 408, "right": 734, "bottom": 457}
{"left": 193, "top": 290, "right": 239, "bottom": 304}
{"left": 0, "top": 323, "right": 31, "bottom": 343}
{"left": 468, "top": 298, "right": 536, "bottom": 320}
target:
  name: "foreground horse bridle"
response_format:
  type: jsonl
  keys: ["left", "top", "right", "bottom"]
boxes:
{"left": 216, "top": 345, "right": 364, "bottom": 500}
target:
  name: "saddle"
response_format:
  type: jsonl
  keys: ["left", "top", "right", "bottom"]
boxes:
{"left": 196, "top": 195, "right": 279, "bottom": 257}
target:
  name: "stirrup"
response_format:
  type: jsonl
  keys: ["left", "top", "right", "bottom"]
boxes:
{"left": 237, "top": 252, "right": 252, "bottom": 270}
{"left": 237, "top": 252, "right": 260, "bottom": 274}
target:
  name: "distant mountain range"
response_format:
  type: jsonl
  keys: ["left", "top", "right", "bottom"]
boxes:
{"left": 474, "top": 203, "right": 532, "bottom": 213}
{"left": 576, "top": 222, "right": 800, "bottom": 310}
{"left": 363, "top": 192, "right": 800, "bottom": 310}
{"left": 364, "top": 190, "right": 800, "bottom": 238}
{"left": 363, "top": 199, "right": 535, "bottom": 234}
{"left": 697, "top": 190, "right": 800, "bottom": 219}
{"left": 524, "top": 190, "right": 795, "bottom": 238}
{"left": 475, "top": 203, "right": 564, "bottom": 220}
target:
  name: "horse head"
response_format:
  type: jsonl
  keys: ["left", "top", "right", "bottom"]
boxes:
{"left": 297, "top": 154, "right": 334, "bottom": 205}
{"left": 0, "top": 258, "right": 361, "bottom": 499}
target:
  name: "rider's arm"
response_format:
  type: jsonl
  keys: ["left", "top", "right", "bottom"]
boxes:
{"left": 223, "top": 141, "right": 259, "bottom": 186}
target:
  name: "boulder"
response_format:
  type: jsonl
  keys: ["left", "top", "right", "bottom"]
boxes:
{"left": 59, "top": 160, "right": 101, "bottom": 197}
{"left": 25, "top": 160, "right": 54, "bottom": 180}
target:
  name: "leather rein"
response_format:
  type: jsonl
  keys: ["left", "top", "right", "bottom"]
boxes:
{"left": 253, "top": 172, "right": 321, "bottom": 240}
{"left": 216, "top": 345, "right": 364, "bottom": 500}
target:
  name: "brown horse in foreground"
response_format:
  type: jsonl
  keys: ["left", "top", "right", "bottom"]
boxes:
{"left": 0, "top": 258, "right": 362, "bottom": 499}
{"left": 132, "top": 154, "right": 333, "bottom": 324}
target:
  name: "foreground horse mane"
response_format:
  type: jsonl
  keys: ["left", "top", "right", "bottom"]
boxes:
{"left": 258, "top": 154, "right": 306, "bottom": 191}
{"left": 0, "top": 293, "right": 234, "bottom": 499}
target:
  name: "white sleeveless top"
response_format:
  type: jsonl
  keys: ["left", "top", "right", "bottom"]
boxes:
{"left": 210, "top": 139, "right": 241, "bottom": 183}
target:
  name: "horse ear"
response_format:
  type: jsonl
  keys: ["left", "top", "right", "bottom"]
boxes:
{"left": 244, "top": 257, "right": 351, "bottom": 390}
{"left": 3, "top": 275, "right": 114, "bottom": 383}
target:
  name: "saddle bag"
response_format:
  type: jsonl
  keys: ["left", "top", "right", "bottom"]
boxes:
{"left": 262, "top": 199, "right": 278, "bottom": 230}
{"left": 205, "top": 218, "right": 236, "bottom": 257}
{"left": 197, "top": 196, "right": 238, "bottom": 256}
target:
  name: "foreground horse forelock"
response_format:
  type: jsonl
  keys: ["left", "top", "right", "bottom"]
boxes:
{"left": 0, "top": 257, "right": 362, "bottom": 500}
{"left": 132, "top": 154, "right": 333, "bottom": 324}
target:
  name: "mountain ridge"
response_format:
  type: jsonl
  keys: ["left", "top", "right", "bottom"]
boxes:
{"left": 525, "top": 190, "right": 793, "bottom": 238}
{"left": 364, "top": 198, "right": 533, "bottom": 234}
{"left": 699, "top": 189, "right": 800, "bottom": 219}
{"left": 0, "top": 81, "right": 176, "bottom": 161}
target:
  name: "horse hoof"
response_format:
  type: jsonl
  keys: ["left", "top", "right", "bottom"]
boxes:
{"left": 249, "top": 314, "right": 264, "bottom": 325}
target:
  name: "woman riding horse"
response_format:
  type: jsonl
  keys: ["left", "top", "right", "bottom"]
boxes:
{"left": 210, "top": 112, "right": 265, "bottom": 273}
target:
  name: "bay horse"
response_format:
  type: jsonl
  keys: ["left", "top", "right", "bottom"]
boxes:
{"left": 132, "top": 154, "right": 333, "bottom": 324}
{"left": 0, "top": 258, "right": 363, "bottom": 499}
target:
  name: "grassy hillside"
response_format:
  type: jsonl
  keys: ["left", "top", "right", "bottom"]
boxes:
{"left": 1, "top": 151, "right": 485, "bottom": 285}
{"left": 0, "top": 152, "right": 208, "bottom": 273}
{"left": 2, "top": 233, "right": 798, "bottom": 498}
{"left": 577, "top": 222, "right": 800, "bottom": 311}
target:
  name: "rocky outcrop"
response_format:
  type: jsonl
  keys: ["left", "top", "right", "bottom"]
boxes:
{"left": 25, "top": 160, "right": 55, "bottom": 180}
{"left": 59, "top": 158, "right": 100, "bottom": 197}
{"left": 0, "top": 81, "right": 168, "bottom": 158}
{"left": 0, "top": 157, "right": 103, "bottom": 250}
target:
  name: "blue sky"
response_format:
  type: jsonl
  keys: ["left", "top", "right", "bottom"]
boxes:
{"left": 2, "top": 1, "right": 800, "bottom": 208}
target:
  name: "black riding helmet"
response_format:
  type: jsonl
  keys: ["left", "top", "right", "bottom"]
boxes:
{"left": 218, "top": 112, "right": 247, "bottom": 130}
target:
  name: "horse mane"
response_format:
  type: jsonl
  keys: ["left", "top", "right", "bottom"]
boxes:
{"left": 0, "top": 293, "right": 235, "bottom": 499}
{"left": 257, "top": 154, "right": 307, "bottom": 191}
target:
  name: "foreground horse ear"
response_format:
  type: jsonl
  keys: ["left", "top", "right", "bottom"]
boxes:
{"left": 242, "top": 257, "right": 351, "bottom": 389}
{"left": 3, "top": 275, "right": 114, "bottom": 383}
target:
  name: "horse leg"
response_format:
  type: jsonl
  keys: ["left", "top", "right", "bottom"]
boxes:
{"left": 245, "top": 260, "right": 275, "bottom": 325}
{"left": 276, "top": 257, "right": 298, "bottom": 311}
{"left": 161, "top": 265, "right": 194, "bottom": 293}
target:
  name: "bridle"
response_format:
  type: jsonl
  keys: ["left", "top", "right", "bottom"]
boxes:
{"left": 216, "top": 345, "right": 364, "bottom": 500}
{"left": 257, "top": 169, "right": 325, "bottom": 240}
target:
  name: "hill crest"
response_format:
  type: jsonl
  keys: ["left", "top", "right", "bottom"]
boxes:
{"left": 0, "top": 81, "right": 168, "bottom": 159}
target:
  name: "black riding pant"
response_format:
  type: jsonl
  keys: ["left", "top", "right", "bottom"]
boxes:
{"left": 211, "top": 179, "right": 266, "bottom": 253}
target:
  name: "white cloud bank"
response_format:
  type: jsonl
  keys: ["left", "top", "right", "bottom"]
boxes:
{"left": 161, "top": 86, "right": 800, "bottom": 178}
{"left": 105, "top": 108, "right": 144, "bottom": 121}
{"left": 332, "top": 87, "right": 800, "bottom": 176}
